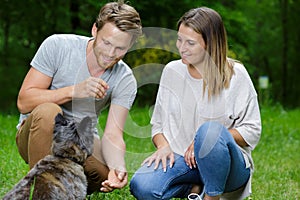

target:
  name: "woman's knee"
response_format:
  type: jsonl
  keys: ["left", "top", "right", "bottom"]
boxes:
{"left": 195, "top": 121, "right": 223, "bottom": 142}
{"left": 194, "top": 121, "right": 226, "bottom": 158}
{"left": 130, "top": 173, "right": 159, "bottom": 200}
{"left": 130, "top": 174, "right": 145, "bottom": 199}
{"left": 196, "top": 121, "right": 224, "bottom": 136}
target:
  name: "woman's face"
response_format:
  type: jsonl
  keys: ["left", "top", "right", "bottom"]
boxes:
{"left": 176, "top": 24, "right": 206, "bottom": 66}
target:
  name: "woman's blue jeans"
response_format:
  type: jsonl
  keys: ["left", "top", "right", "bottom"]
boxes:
{"left": 130, "top": 121, "right": 250, "bottom": 199}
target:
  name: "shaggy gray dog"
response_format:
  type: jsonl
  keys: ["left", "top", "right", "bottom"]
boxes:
{"left": 3, "top": 113, "right": 94, "bottom": 200}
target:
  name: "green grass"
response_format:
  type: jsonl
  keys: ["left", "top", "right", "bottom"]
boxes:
{"left": 0, "top": 105, "right": 299, "bottom": 199}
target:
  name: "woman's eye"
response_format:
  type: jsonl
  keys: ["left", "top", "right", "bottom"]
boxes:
{"left": 117, "top": 47, "right": 125, "bottom": 51}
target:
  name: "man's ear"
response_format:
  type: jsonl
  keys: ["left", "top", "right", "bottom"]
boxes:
{"left": 91, "top": 23, "right": 98, "bottom": 38}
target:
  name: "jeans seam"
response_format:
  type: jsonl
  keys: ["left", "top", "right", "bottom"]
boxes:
{"left": 159, "top": 167, "right": 195, "bottom": 199}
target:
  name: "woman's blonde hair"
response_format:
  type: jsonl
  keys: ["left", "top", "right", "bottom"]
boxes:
{"left": 177, "top": 7, "right": 234, "bottom": 99}
{"left": 95, "top": 0, "right": 142, "bottom": 44}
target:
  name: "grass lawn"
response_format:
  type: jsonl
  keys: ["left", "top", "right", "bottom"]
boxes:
{"left": 0, "top": 105, "right": 299, "bottom": 199}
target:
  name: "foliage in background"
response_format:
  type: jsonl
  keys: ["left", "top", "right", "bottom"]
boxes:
{"left": 0, "top": 0, "right": 299, "bottom": 114}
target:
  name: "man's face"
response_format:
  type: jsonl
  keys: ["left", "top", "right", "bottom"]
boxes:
{"left": 92, "top": 22, "right": 133, "bottom": 69}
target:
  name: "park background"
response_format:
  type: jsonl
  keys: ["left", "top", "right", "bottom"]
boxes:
{"left": 0, "top": 0, "right": 299, "bottom": 112}
{"left": 0, "top": 0, "right": 299, "bottom": 199}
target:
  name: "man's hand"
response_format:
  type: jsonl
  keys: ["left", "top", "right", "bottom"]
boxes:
{"left": 73, "top": 77, "right": 109, "bottom": 99}
{"left": 100, "top": 169, "right": 128, "bottom": 192}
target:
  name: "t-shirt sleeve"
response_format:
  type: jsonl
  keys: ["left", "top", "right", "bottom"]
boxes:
{"left": 111, "top": 73, "right": 137, "bottom": 110}
{"left": 30, "top": 35, "right": 59, "bottom": 77}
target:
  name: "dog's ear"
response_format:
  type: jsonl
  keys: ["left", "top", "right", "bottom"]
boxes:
{"left": 77, "top": 116, "right": 92, "bottom": 134}
{"left": 77, "top": 116, "right": 94, "bottom": 155}
{"left": 54, "top": 113, "right": 68, "bottom": 126}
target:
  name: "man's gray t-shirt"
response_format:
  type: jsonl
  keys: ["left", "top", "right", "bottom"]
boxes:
{"left": 17, "top": 34, "right": 137, "bottom": 128}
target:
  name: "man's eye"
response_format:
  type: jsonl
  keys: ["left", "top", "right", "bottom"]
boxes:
{"left": 103, "top": 40, "right": 110, "bottom": 45}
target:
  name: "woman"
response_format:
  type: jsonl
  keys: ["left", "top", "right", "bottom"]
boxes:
{"left": 130, "top": 7, "right": 261, "bottom": 200}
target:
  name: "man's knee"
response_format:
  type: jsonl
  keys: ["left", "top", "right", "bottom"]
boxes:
{"left": 31, "top": 103, "right": 62, "bottom": 120}
{"left": 16, "top": 103, "right": 62, "bottom": 164}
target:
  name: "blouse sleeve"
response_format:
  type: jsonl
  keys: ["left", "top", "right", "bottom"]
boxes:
{"left": 231, "top": 63, "right": 262, "bottom": 150}
{"left": 235, "top": 95, "right": 262, "bottom": 150}
{"left": 150, "top": 67, "right": 169, "bottom": 138}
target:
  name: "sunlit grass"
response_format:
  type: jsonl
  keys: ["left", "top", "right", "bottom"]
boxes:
{"left": 0, "top": 115, "right": 28, "bottom": 197}
{"left": 1, "top": 105, "right": 299, "bottom": 199}
{"left": 251, "top": 105, "right": 300, "bottom": 199}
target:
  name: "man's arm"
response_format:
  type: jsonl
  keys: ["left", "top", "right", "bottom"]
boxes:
{"left": 101, "top": 104, "right": 127, "bottom": 170}
{"left": 17, "top": 67, "right": 109, "bottom": 114}
{"left": 101, "top": 104, "right": 128, "bottom": 191}
{"left": 17, "top": 67, "right": 73, "bottom": 114}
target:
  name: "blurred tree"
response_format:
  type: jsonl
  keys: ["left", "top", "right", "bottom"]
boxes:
{"left": 0, "top": 0, "right": 299, "bottom": 113}
{"left": 280, "top": 0, "right": 288, "bottom": 104}
{"left": 235, "top": 0, "right": 299, "bottom": 107}
{"left": 0, "top": 0, "right": 21, "bottom": 60}
{"left": 288, "top": 0, "right": 300, "bottom": 107}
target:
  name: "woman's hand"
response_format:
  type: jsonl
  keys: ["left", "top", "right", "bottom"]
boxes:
{"left": 142, "top": 145, "right": 174, "bottom": 172}
{"left": 184, "top": 141, "right": 197, "bottom": 169}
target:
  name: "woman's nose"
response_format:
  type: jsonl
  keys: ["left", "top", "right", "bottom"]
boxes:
{"left": 178, "top": 42, "right": 188, "bottom": 53}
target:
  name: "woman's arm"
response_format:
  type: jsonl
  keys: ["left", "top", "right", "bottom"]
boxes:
{"left": 229, "top": 129, "right": 248, "bottom": 147}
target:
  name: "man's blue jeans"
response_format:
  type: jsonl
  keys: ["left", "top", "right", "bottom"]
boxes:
{"left": 130, "top": 121, "right": 250, "bottom": 199}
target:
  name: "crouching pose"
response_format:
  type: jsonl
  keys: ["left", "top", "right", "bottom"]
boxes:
{"left": 130, "top": 7, "right": 261, "bottom": 200}
{"left": 15, "top": 0, "right": 142, "bottom": 195}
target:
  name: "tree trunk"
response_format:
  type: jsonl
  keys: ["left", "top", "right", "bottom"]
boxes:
{"left": 2, "top": 18, "right": 10, "bottom": 66}
{"left": 70, "top": 0, "right": 80, "bottom": 31}
{"left": 280, "top": 0, "right": 288, "bottom": 105}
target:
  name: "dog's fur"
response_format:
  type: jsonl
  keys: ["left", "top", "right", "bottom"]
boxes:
{"left": 3, "top": 113, "right": 94, "bottom": 200}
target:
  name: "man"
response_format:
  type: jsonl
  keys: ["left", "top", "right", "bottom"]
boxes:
{"left": 15, "top": 0, "right": 142, "bottom": 194}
